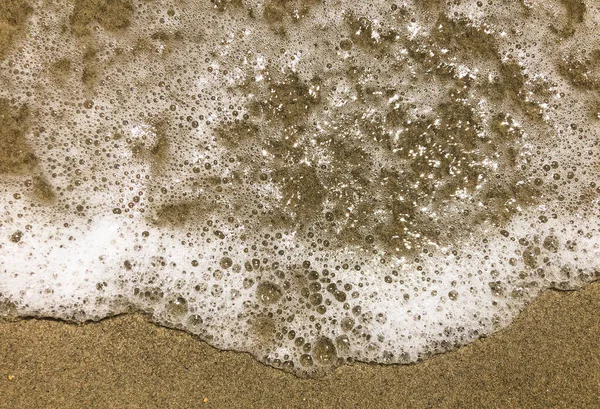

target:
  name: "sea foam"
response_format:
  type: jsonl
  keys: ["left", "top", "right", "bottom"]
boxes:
{"left": 0, "top": 0, "right": 599, "bottom": 375}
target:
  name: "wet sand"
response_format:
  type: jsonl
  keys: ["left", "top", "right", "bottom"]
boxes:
{"left": 1, "top": 2, "right": 600, "bottom": 407}
{"left": 1, "top": 283, "right": 599, "bottom": 408}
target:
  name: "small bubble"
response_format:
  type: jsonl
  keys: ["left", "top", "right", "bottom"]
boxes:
{"left": 309, "top": 293, "right": 323, "bottom": 306}
{"left": 167, "top": 296, "right": 188, "bottom": 317}
{"left": 299, "top": 354, "right": 314, "bottom": 367}
{"left": 341, "top": 317, "right": 355, "bottom": 331}
{"left": 256, "top": 281, "right": 282, "bottom": 304}
{"left": 220, "top": 257, "right": 233, "bottom": 269}
{"left": 335, "top": 335, "right": 350, "bottom": 352}
{"left": 312, "top": 337, "right": 337, "bottom": 365}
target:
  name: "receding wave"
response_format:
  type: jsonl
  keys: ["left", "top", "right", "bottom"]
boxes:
{"left": 0, "top": 0, "right": 599, "bottom": 376}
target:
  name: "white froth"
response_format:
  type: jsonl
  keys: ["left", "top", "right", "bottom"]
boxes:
{"left": 0, "top": 0, "right": 599, "bottom": 376}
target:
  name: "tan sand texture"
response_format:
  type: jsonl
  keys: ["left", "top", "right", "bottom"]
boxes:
{"left": 2, "top": 283, "right": 600, "bottom": 409}
{"left": 2, "top": 1, "right": 600, "bottom": 406}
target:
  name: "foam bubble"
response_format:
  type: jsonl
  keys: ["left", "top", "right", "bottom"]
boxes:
{"left": 0, "top": 0, "right": 599, "bottom": 376}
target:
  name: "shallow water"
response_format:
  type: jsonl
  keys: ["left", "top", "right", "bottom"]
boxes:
{"left": 0, "top": 0, "right": 599, "bottom": 376}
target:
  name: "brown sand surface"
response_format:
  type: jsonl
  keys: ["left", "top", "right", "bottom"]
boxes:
{"left": 1, "top": 2, "right": 600, "bottom": 408}
{"left": 1, "top": 283, "right": 599, "bottom": 409}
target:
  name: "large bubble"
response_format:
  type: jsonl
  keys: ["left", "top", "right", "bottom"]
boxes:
{"left": 0, "top": 0, "right": 599, "bottom": 376}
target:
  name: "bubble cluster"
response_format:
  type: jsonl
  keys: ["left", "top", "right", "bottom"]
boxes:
{"left": 0, "top": 0, "right": 599, "bottom": 376}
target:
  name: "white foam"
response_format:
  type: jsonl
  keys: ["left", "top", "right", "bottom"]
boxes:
{"left": 0, "top": 0, "right": 599, "bottom": 376}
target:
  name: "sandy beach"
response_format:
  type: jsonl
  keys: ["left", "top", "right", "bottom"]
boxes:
{"left": 2, "top": 283, "right": 599, "bottom": 408}
{"left": 2, "top": 1, "right": 600, "bottom": 407}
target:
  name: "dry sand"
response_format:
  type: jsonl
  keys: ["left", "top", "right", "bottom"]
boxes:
{"left": 1, "top": 283, "right": 599, "bottom": 409}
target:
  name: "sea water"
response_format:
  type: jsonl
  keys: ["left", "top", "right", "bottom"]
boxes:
{"left": 0, "top": 0, "right": 599, "bottom": 376}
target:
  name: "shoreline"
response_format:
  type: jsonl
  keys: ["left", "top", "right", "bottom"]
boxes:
{"left": 2, "top": 282, "right": 599, "bottom": 408}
